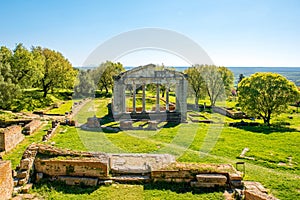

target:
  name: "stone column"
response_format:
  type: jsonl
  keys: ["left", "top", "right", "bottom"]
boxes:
{"left": 142, "top": 84, "right": 146, "bottom": 112}
{"left": 156, "top": 84, "right": 160, "bottom": 112}
{"left": 132, "top": 84, "right": 136, "bottom": 113}
{"left": 166, "top": 85, "right": 169, "bottom": 111}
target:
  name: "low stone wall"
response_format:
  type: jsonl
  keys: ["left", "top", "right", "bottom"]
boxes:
{"left": 151, "top": 163, "right": 242, "bottom": 187}
{"left": 22, "top": 120, "right": 42, "bottom": 135}
{"left": 212, "top": 106, "right": 245, "bottom": 119}
{"left": 0, "top": 160, "right": 13, "bottom": 200}
{"left": 42, "top": 121, "right": 60, "bottom": 141}
{"left": 0, "top": 125, "right": 24, "bottom": 152}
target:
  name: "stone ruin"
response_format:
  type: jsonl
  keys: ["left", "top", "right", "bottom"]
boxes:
{"left": 0, "top": 125, "right": 24, "bottom": 152}
{"left": 0, "top": 143, "right": 279, "bottom": 200}
{"left": 113, "top": 64, "right": 188, "bottom": 123}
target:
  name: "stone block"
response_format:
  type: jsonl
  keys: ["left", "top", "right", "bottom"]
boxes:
{"left": 21, "top": 183, "right": 33, "bottom": 193}
{"left": 18, "top": 178, "right": 27, "bottom": 186}
{"left": 196, "top": 174, "right": 227, "bottom": 184}
{"left": 191, "top": 181, "right": 225, "bottom": 188}
{"left": 19, "top": 158, "right": 31, "bottom": 170}
{"left": 17, "top": 171, "right": 28, "bottom": 179}
{"left": 231, "top": 180, "right": 243, "bottom": 188}
{"left": 0, "top": 125, "right": 24, "bottom": 152}
{"left": 0, "top": 161, "right": 13, "bottom": 200}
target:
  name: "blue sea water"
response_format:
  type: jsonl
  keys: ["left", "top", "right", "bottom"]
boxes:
{"left": 125, "top": 66, "right": 300, "bottom": 86}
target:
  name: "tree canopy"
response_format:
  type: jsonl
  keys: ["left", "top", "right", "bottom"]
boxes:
{"left": 91, "top": 61, "right": 124, "bottom": 95}
{"left": 238, "top": 72, "right": 300, "bottom": 125}
{"left": 185, "top": 65, "right": 234, "bottom": 106}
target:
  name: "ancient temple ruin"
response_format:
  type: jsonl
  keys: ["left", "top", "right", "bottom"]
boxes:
{"left": 112, "top": 64, "right": 187, "bottom": 122}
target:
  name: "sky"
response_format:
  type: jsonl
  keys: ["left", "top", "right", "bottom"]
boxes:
{"left": 1, "top": 0, "right": 300, "bottom": 67}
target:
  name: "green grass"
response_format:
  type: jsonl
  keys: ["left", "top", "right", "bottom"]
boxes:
{"left": 44, "top": 99, "right": 300, "bottom": 199}
{"left": 2, "top": 122, "right": 50, "bottom": 169}
{"left": 32, "top": 181, "right": 224, "bottom": 200}
{"left": 46, "top": 101, "right": 73, "bottom": 115}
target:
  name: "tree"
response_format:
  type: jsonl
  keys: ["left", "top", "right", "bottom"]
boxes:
{"left": 0, "top": 46, "right": 21, "bottom": 109}
{"left": 35, "top": 47, "right": 77, "bottom": 97}
{"left": 238, "top": 72, "right": 299, "bottom": 125}
{"left": 184, "top": 66, "right": 206, "bottom": 107}
{"left": 74, "top": 70, "right": 96, "bottom": 98}
{"left": 10, "top": 43, "right": 42, "bottom": 88}
{"left": 92, "top": 61, "right": 124, "bottom": 95}
{"left": 201, "top": 65, "right": 234, "bottom": 106}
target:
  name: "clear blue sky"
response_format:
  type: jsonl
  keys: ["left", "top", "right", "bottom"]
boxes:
{"left": 1, "top": 0, "right": 300, "bottom": 67}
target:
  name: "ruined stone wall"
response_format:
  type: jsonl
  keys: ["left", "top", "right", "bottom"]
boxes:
{"left": 0, "top": 161, "right": 13, "bottom": 200}
{"left": 212, "top": 106, "right": 244, "bottom": 119}
{"left": 35, "top": 158, "right": 109, "bottom": 178}
{"left": 0, "top": 125, "right": 24, "bottom": 152}
{"left": 23, "top": 120, "right": 42, "bottom": 135}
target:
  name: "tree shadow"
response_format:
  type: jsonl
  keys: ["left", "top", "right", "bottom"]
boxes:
{"left": 233, "top": 123, "right": 298, "bottom": 134}
{"left": 144, "top": 182, "right": 225, "bottom": 194}
{"left": 33, "top": 179, "right": 99, "bottom": 195}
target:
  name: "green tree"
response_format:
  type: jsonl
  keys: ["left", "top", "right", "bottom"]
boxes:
{"left": 0, "top": 46, "right": 21, "bottom": 109}
{"left": 184, "top": 65, "right": 206, "bottom": 107}
{"left": 238, "top": 72, "right": 299, "bottom": 125}
{"left": 10, "top": 43, "right": 42, "bottom": 88}
{"left": 92, "top": 61, "right": 124, "bottom": 95}
{"left": 201, "top": 65, "right": 234, "bottom": 106}
{"left": 74, "top": 70, "right": 96, "bottom": 98}
{"left": 35, "top": 47, "right": 77, "bottom": 97}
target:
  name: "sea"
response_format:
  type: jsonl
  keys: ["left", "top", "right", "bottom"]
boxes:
{"left": 125, "top": 66, "right": 300, "bottom": 86}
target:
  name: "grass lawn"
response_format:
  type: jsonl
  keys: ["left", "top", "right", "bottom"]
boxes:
{"left": 46, "top": 101, "right": 74, "bottom": 115}
{"left": 4, "top": 96, "right": 299, "bottom": 199}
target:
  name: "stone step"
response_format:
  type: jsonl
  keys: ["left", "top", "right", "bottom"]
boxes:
{"left": 111, "top": 175, "right": 150, "bottom": 182}
{"left": 196, "top": 174, "right": 227, "bottom": 184}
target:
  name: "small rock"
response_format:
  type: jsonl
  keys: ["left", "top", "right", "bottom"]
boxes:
{"left": 17, "top": 171, "right": 28, "bottom": 179}
{"left": 22, "top": 183, "right": 33, "bottom": 193}
{"left": 36, "top": 172, "right": 43, "bottom": 183}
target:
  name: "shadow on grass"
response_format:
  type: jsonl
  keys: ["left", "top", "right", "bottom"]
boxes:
{"left": 144, "top": 182, "right": 224, "bottom": 194}
{"left": 34, "top": 179, "right": 99, "bottom": 195}
{"left": 234, "top": 124, "right": 298, "bottom": 134}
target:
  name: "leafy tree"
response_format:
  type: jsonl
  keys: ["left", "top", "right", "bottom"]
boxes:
{"left": 10, "top": 43, "right": 42, "bottom": 88}
{"left": 238, "top": 72, "right": 299, "bottom": 125}
{"left": 184, "top": 66, "right": 206, "bottom": 107}
{"left": 92, "top": 61, "right": 124, "bottom": 95}
{"left": 201, "top": 65, "right": 234, "bottom": 106}
{"left": 0, "top": 46, "right": 21, "bottom": 109}
{"left": 35, "top": 47, "right": 77, "bottom": 97}
{"left": 74, "top": 70, "right": 96, "bottom": 98}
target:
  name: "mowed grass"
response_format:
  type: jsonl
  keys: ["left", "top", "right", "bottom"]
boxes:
{"left": 30, "top": 97, "right": 300, "bottom": 199}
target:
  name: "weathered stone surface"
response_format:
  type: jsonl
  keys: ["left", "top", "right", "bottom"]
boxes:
{"left": 16, "top": 171, "right": 28, "bottom": 179}
{"left": 0, "top": 161, "right": 13, "bottom": 200}
{"left": 21, "top": 183, "right": 33, "bottom": 193}
{"left": 19, "top": 158, "right": 31, "bottom": 170}
{"left": 86, "top": 116, "right": 100, "bottom": 128}
{"left": 35, "top": 158, "right": 109, "bottom": 178}
{"left": 0, "top": 125, "right": 24, "bottom": 152}
{"left": 18, "top": 178, "right": 27, "bottom": 185}
{"left": 191, "top": 181, "right": 225, "bottom": 188}
{"left": 58, "top": 176, "right": 98, "bottom": 186}
{"left": 22, "top": 120, "right": 42, "bottom": 135}
{"left": 244, "top": 181, "right": 278, "bottom": 200}
{"left": 196, "top": 174, "right": 227, "bottom": 184}
{"left": 109, "top": 153, "right": 175, "bottom": 174}
{"left": 120, "top": 120, "right": 133, "bottom": 130}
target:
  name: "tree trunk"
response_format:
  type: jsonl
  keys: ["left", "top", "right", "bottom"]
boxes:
{"left": 105, "top": 85, "right": 108, "bottom": 95}
{"left": 195, "top": 96, "right": 199, "bottom": 109}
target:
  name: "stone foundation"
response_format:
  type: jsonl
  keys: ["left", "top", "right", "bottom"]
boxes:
{"left": 0, "top": 160, "right": 13, "bottom": 200}
{"left": 244, "top": 181, "right": 278, "bottom": 200}
{"left": 0, "top": 125, "right": 24, "bottom": 152}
